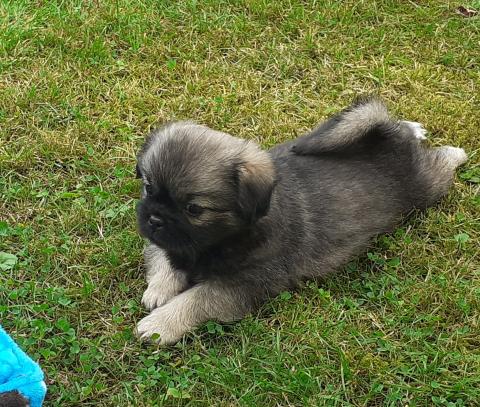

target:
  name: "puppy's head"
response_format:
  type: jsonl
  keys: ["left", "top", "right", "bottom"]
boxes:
{"left": 136, "top": 122, "right": 275, "bottom": 260}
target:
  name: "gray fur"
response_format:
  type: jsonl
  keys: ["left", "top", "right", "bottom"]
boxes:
{"left": 291, "top": 97, "right": 390, "bottom": 154}
{"left": 135, "top": 97, "right": 466, "bottom": 344}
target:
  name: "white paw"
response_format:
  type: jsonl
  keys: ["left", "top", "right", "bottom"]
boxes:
{"left": 402, "top": 120, "right": 428, "bottom": 140}
{"left": 141, "top": 285, "right": 172, "bottom": 311}
{"left": 441, "top": 146, "right": 468, "bottom": 166}
{"left": 135, "top": 305, "right": 189, "bottom": 345}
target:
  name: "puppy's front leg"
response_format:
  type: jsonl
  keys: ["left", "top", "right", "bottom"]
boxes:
{"left": 136, "top": 282, "right": 254, "bottom": 345}
{"left": 141, "top": 244, "right": 188, "bottom": 310}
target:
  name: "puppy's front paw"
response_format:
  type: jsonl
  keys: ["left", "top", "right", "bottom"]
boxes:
{"left": 135, "top": 306, "right": 189, "bottom": 345}
{"left": 141, "top": 270, "right": 188, "bottom": 311}
{"left": 141, "top": 285, "right": 171, "bottom": 311}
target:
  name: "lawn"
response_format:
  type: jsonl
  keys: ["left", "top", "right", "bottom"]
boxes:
{"left": 0, "top": 0, "right": 479, "bottom": 405}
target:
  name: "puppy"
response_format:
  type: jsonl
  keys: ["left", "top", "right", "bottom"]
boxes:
{"left": 135, "top": 97, "right": 467, "bottom": 345}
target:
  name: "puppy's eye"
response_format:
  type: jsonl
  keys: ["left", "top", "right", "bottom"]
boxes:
{"left": 185, "top": 203, "right": 203, "bottom": 217}
{"left": 145, "top": 184, "right": 153, "bottom": 195}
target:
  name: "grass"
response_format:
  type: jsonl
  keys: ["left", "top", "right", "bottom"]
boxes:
{"left": 0, "top": 0, "right": 479, "bottom": 405}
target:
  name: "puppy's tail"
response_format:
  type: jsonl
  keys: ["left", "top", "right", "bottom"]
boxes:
{"left": 291, "top": 96, "right": 394, "bottom": 155}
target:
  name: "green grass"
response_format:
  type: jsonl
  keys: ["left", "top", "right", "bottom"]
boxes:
{"left": 0, "top": 0, "right": 479, "bottom": 405}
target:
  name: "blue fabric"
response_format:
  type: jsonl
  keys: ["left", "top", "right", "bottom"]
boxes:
{"left": 0, "top": 325, "right": 46, "bottom": 407}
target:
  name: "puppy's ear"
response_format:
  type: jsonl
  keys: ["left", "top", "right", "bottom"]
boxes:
{"left": 236, "top": 146, "right": 276, "bottom": 223}
{"left": 135, "top": 163, "right": 142, "bottom": 179}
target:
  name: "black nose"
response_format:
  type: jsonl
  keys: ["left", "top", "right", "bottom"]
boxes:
{"left": 148, "top": 215, "right": 165, "bottom": 228}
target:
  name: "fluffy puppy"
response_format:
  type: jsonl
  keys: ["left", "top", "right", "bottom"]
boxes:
{"left": 135, "top": 97, "right": 467, "bottom": 344}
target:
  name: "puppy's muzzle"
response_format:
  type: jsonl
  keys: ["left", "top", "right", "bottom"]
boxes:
{"left": 148, "top": 215, "right": 165, "bottom": 228}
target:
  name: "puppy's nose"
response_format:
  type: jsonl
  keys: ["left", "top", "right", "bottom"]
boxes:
{"left": 148, "top": 215, "right": 165, "bottom": 228}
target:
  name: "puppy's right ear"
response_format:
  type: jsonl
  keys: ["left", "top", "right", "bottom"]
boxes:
{"left": 135, "top": 163, "right": 142, "bottom": 179}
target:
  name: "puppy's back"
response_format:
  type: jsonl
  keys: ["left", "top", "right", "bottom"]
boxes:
{"left": 282, "top": 97, "right": 466, "bottom": 209}
{"left": 268, "top": 100, "right": 466, "bottom": 277}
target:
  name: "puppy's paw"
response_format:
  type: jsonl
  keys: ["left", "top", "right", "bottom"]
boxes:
{"left": 141, "top": 271, "right": 188, "bottom": 311}
{"left": 141, "top": 285, "right": 172, "bottom": 311}
{"left": 439, "top": 146, "right": 468, "bottom": 167}
{"left": 135, "top": 306, "right": 189, "bottom": 345}
{"left": 402, "top": 120, "right": 428, "bottom": 140}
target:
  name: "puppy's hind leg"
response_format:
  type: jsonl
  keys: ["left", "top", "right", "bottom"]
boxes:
{"left": 436, "top": 146, "right": 468, "bottom": 168}
{"left": 418, "top": 144, "right": 467, "bottom": 206}
{"left": 291, "top": 96, "right": 392, "bottom": 155}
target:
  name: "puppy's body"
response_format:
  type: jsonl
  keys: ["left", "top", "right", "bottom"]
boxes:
{"left": 135, "top": 98, "right": 466, "bottom": 344}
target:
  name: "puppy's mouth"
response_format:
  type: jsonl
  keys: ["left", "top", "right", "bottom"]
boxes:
{"left": 146, "top": 227, "right": 197, "bottom": 263}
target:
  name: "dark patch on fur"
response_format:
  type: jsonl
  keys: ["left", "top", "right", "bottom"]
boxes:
{"left": 0, "top": 392, "right": 29, "bottom": 407}
{"left": 135, "top": 163, "right": 142, "bottom": 179}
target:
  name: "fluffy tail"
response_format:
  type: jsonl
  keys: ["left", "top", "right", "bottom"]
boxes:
{"left": 291, "top": 96, "right": 393, "bottom": 155}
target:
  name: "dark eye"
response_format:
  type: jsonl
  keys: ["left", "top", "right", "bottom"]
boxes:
{"left": 185, "top": 203, "right": 203, "bottom": 217}
{"left": 145, "top": 184, "right": 153, "bottom": 196}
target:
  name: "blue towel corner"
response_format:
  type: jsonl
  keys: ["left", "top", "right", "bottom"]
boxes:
{"left": 0, "top": 325, "right": 47, "bottom": 407}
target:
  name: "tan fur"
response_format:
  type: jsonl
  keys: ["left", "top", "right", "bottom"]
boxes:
{"left": 136, "top": 282, "right": 250, "bottom": 345}
{"left": 142, "top": 244, "right": 188, "bottom": 310}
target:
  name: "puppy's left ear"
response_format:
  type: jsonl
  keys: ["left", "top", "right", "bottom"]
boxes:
{"left": 236, "top": 146, "right": 276, "bottom": 223}
{"left": 135, "top": 163, "right": 142, "bottom": 179}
